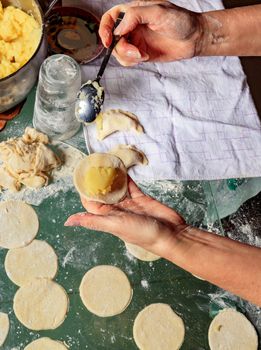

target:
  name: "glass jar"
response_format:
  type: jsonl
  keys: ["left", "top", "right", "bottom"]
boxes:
{"left": 33, "top": 54, "right": 81, "bottom": 141}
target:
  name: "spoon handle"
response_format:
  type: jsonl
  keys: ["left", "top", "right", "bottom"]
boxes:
{"left": 96, "top": 12, "right": 125, "bottom": 82}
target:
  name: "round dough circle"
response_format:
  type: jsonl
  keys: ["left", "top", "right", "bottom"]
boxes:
{"left": 0, "top": 312, "right": 9, "bottom": 346}
{"left": 125, "top": 242, "right": 160, "bottom": 262}
{"left": 24, "top": 337, "right": 68, "bottom": 350}
{"left": 0, "top": 201, "right": 39, "bottom": 249}
{"left": 79, "top": 265, "right": 132, "bottom": 317}
{"left": 74, "top": 153, "right": 127, "bottom": 204}
{"left": 5, "top": 240, "right": 58, "bottom": 286}
{"left": 208, "top": 308, "right": 258, "bottom": 350}
{"left": 133, "top": 303, "right": 185, "bottom": 350}
{"left": 14, "top": 279, "right": 69, "bottom": 330}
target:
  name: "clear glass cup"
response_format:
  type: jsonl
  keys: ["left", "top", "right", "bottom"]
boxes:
{"left": 33, "top": 54, "right": 81, "bottom": 141}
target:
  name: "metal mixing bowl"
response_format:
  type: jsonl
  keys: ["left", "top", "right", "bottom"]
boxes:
{"left": 0, "top": 0, "right": 47, "bottom": 113}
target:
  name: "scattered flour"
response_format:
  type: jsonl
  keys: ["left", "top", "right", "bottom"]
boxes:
{"left": 62, "top": 247, "right": 77, "bottom": 268}
{"left": 141, "top": 279, "right": 149, "bottom": 289}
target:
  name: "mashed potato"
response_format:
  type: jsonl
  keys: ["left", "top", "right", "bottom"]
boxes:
{"left": 0, "top": 1, "right": 42, "bottom": 79}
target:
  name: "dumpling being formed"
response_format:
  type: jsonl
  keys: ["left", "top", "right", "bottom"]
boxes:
{"left": 109, "top": 144, "right": 148, "bottom": 169}
{"left": 96, "top": 109, "right": 144, "bottom": 140}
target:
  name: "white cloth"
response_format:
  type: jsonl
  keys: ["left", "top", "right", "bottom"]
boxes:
{"left": 64, "top": 0, "right": 261, "bottom": 181}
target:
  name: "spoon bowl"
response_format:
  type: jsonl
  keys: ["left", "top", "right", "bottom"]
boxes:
{"left": 75, "top": 12, "right": 124, "bottom": 124}
{"left": 75, "top": 80, "right": 104, "bottom": 123}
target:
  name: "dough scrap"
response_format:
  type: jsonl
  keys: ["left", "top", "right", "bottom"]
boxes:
{"left": 0, "top": 200, "right": 39, "bottom": 249}
{"left": 125, "top": 242, "right": 160, "bottom": 262}
{"left": 24, "top": 337, "right": 68, "bottom": 350}
{"left": 96, "top": 109, "right": 144, "bottom": 140}
{"left": 5, "top": 240, "right": 58, "bottom": 286}
{"left": 0, "top": 127, "right": 61, "bottom": 192}
{"left": 133, "top": 303, "right": 185, "bottom": 350}
{"left": 14, "top": 279, "right": 69, "bottom": 330}
{"left": 208, "top": 308, "right": 258, "bottom": 350}
{"left": 109, "top": 145, "right": 148, "bottom": 169}
{"left": 74, "top": 153, "right": 127, "bottom": 204}
{"left": 0, "top": 312, "right": 9, "bottom": 346}
{"left": 79, "top": 265, "right": 133, "bottom": 317}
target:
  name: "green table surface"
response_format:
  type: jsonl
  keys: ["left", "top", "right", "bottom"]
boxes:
{"left": 0, "top": 89, "right": 260, "bottom": 349}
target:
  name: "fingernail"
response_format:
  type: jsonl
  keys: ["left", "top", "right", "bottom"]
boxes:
{"left": 64, "top": 219, "right": 76, "bottom": 227}
{"left": 126, "top": 50, "right": 142, "bottom": 59}
{"left": 114, "top": 27, "right": 121, "bottom": 36}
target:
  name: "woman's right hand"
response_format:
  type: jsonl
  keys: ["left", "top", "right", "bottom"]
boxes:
{"left": 99, "top": 1, "right": 203, "bottom": 66}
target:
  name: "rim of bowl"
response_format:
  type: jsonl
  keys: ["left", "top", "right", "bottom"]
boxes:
{"left": 46, "top": 6, "right": 104, "bottom": 64}
{"left": 0, "top": 0, "right": 45, "bottom": 83}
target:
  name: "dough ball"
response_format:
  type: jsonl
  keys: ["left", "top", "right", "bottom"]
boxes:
{"left": 74, "top": 153, "right": 127, "bottom": 204}
{"left": 14, "top": 279, "right": 69, "bottom": 330}
{"left": 0, "top": 201, "right": 39, "bottom": 249}
{"left": 0, "top": 312, "right": 9, "bottom": 346}
{"left": 133, "top": 303, "right": 185, "bottom": 350}
{"left": 5, "top": 240, "right": 58, "bottom": 286}
{"left": 96, "top": 109, "right": 144, "bottom": 140}
{"left": 125, "top": 242, "right": 160, "bottom": 262}
{"left": 79, "top": 265, "right": 133, "bottom": 317}
{"left": 208, "top": 308, "right": 258, "bottom": 350}
{"left": 24, "top": 337, "right": 68, "bottom": 350}
{"left": 109, "top": 145, "right": 148, "bottom": 169}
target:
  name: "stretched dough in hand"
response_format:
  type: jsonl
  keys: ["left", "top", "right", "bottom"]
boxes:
{"left": 109, "top": 145, "right": 148, "bottom": 169}
{"left": 96, "top": 109, "right": 144, "bottom": 140}
{"left": 74, "top": 153, "right": 127, "bottom": 204}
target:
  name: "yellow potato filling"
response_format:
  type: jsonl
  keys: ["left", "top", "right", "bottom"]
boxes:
{"left": 0, "top": 1, "right": 42, "bottom": 79}
{"left": 84, "top": 166, "right": 118, "bottom": 196}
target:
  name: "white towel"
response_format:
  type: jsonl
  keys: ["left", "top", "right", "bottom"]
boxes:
{"left": 63, "top": 0, "right": 261, "bottom": 181}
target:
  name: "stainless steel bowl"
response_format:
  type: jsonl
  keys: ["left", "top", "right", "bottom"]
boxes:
{"left": 0, "top": 0, "right": 48, "bottom": 113}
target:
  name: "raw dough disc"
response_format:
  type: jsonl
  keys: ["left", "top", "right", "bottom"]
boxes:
{"left": 0, "top": 200, "right": 39, "bottom": 249}
{"left": 5, "top": 240, "right": 58, "bottom": 286}
{"left": 208, "top": 308, "right": 258, "bottom": 350}
{"left": 14, "top": 279, "right": 69, "bottom": 330}
{"left": 133, "top": 303, "right": 185, "bottom": 350}
{"left": 0, "top": 312, "right": 9, "bottom": 346}
{"left": 74, "top": 153, "right": 127, "bottom": 204}
{"left": 125, "top": 242, "right": 160, "bottom": 262}
{"left": 24, "top": 337, "right": 68, "bottom": 350}
{"left": 79, "top": 265, "right": 133, "bottom": 317}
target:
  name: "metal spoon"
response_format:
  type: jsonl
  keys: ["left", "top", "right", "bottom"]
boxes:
{"left": 75, "top": 12, "right": 124, "bottom": 124}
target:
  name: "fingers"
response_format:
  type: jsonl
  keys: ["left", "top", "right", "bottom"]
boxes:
{"left": 99, "top": 12, "right": 116, "bottom": 47}
{"left": 113, "top": 37, "right": 149, "bottom": 66}
{"left": 81, "top": 197, "right": 114, "bottom": 215}
{"left": 99, "top": 1, "right": 167, "bottom": 47}
{"left": 128, "top": 177, "right": 144, "bottom": 199}
{"left": 99, "top": 4, "right": 128, "bottom": 47}
{"left": 65, "top": 212, "right": 119, "bottom": 232}
{"left": 113, "top": 6, "right": 153, "bottom": 36}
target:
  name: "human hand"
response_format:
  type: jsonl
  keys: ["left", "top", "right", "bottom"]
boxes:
{"left": 65, "top": 178, "right": 188, "bottom": 256}
{"left": 99, "top": 1, "right": 203, "bottom": 66}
